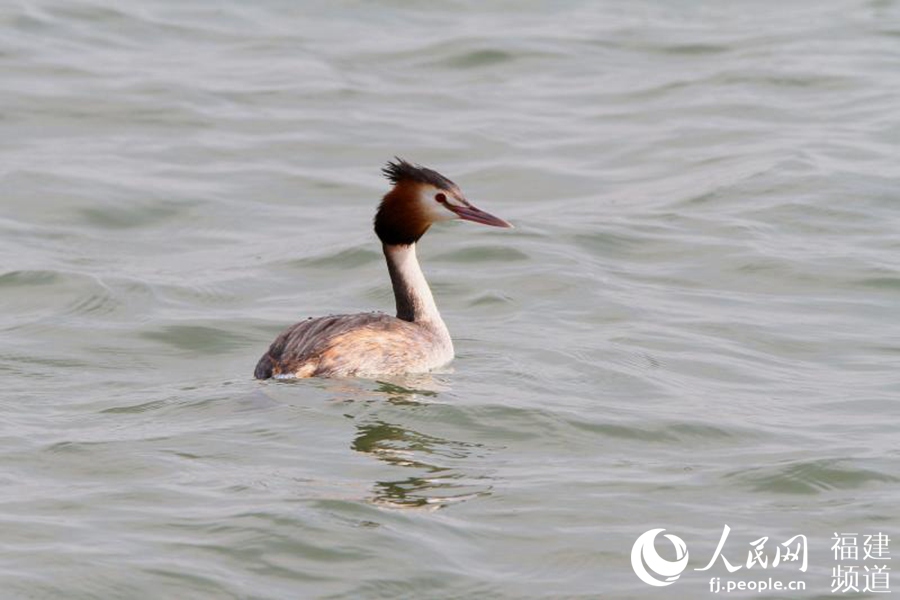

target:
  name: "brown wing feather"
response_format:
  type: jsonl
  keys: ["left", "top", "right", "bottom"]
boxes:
{"left": 254, "top": 313, "right": 439, "bottom": 379}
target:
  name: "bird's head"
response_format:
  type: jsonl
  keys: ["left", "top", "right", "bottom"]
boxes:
{"left": 374, "top": 158, "right": 511, "bottom": 246}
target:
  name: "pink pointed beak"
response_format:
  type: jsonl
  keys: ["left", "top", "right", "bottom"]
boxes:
{"left": 448, "top": 201, "right": 513, "bottom": 228}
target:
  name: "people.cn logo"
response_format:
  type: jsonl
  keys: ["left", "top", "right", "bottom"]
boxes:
{"left": 631, "top": 528, "right": 690, "bottom": 586}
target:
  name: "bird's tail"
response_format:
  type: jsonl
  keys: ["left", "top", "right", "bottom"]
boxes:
{"left": 254, "top": 354, "right": 274, "bottom": 379}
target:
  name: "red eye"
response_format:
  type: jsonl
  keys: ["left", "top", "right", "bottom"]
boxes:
{"left": 435, "top": 193, "right": 447, "bottom": 204}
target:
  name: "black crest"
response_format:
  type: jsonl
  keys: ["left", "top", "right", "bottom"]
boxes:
{"left": 382, "top": 158, "right": 457, "bottom": 191}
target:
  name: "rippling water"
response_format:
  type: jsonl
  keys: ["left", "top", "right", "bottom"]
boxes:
{"left": 2, "top": 0, "right": 899, "bottom": 598}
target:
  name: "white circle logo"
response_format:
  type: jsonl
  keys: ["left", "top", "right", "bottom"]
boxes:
{"left": 631, "top": 528, "right": 690, "bottom": 587}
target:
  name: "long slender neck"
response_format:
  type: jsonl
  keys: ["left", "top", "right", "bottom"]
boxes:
{"left": 383, "top": 243, "right": 444, "bottom": 326}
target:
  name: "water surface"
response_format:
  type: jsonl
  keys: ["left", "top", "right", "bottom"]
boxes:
{"left": 2, "top": 0, "right": 899, "bottom": 598}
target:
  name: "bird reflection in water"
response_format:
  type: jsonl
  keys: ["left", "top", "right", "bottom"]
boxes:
{"left": 347, "top": 379, "right": 494, "bottom": 510}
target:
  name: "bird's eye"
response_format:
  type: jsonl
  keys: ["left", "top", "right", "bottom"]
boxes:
{"left": 435, "top": 193, "right": 447, "bottom": 204}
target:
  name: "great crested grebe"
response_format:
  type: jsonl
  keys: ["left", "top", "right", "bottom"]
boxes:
{"left": 254, "top": 159, "right": 511, "bottom": 380}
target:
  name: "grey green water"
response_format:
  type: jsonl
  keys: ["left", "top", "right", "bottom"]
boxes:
{"left": 2, "top": 1, "right": 899, "bottom": 598}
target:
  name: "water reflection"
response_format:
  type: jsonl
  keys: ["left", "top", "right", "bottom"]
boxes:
{"left": 314, "top": 373, "right": 449, "bottom": 404}
{"left": 348, "top": 380, "right": 493, "bottom": 509}
{"left": 372, "top": 375, "right": 451, "bottom": 399}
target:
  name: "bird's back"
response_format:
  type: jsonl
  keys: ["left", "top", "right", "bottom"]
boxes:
{"left": 254, "top": 312, "right": 452, "bottom": 379}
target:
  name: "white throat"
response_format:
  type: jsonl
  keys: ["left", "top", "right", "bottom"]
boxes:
{"left": 383, "top": 243, "right": 446, "bottom": 328}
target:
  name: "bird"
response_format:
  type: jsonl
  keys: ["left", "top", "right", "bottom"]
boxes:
{"left": 254, "top": 158, "right": 512, "bottom": 380}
